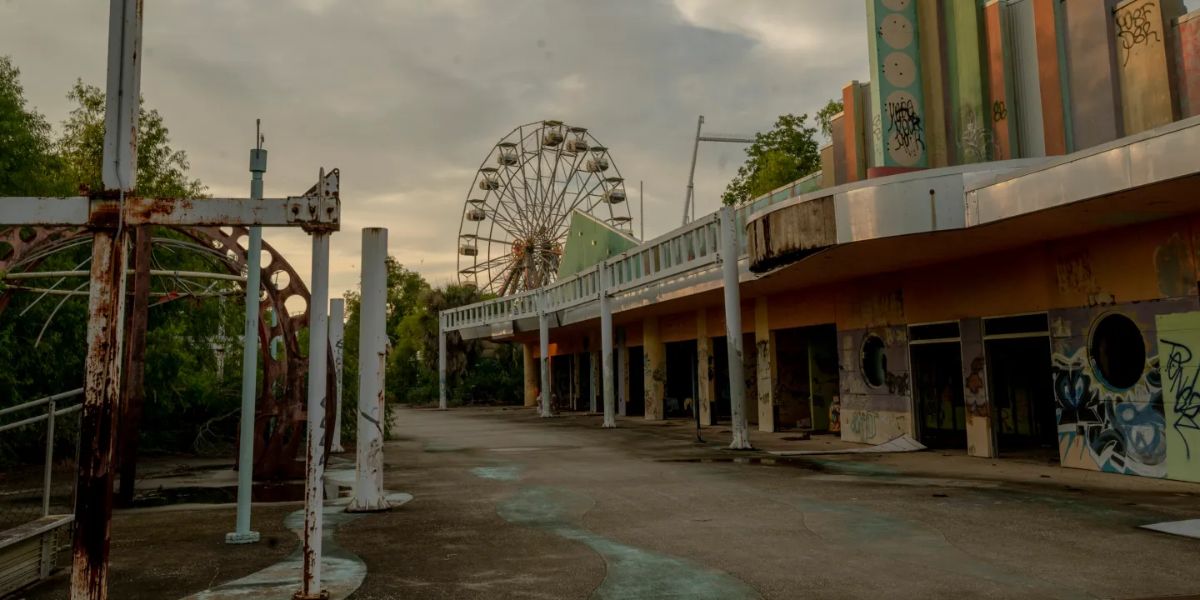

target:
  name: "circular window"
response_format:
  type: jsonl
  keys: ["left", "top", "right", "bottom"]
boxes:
{"left": 1089, "top": 313, "right": 1146, "bottom": 390}
{"left": 861, "top": 334, "right": 887, "bottom": 388}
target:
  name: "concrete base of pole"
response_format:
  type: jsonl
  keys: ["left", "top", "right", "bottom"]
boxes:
{"left": 224, "top": 531, "right": 261, "bottom": 544}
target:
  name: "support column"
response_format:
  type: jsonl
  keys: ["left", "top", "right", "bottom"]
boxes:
{"left": 228, "top": 131, "right": 267, "bottom": 544}
{"left": 300, "top": 224, "right": 333, "bottom": 599}
{"left": 960, "top": 318, "right": 996, "bottom": 458}
{"left": 755, "top": 297, "right": 777, "bottom": 433}
{"left": 523, "top": 343, "right": 538, "bottom": 408}
{"left": 72, "top": 1, "right": 138, "bottom": 594}
{"left": 438, "top": 314, "right": 447, "bottom": 410}
{"left": 643, "top": 316, "right": 665, "bottom": 420}
{"left": 589, "top": 349, "right": 600, "bottom": 414}
{"left": 617, "top": 332, "right": 629, "bottom": 417}
{"left": 329, "top": 298, "right": 345, "bottom": 453}
{"left": 696, "top": 309, "right": 715, "bottom": 427}
{"left": 600, "top": 281, "right": 616, "bottom": 427}
{"left": 349, "top": 227, "right": 388, "bottom": 513}
{"left": 719, "top": 206, "right": 751, "bottom": 449}
{"left": 539, "top": 292, "right": 553, "bottom": 418}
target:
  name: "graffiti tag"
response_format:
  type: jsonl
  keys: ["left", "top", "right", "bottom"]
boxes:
{"left": 886, "top": 98, "right": 925, "bottom": 158}
{"left": 1161, "top": 338, "right": 1200, "bottom": 458}
{"left": 1115, "top": 4, "right": 1161, "bottom": 66}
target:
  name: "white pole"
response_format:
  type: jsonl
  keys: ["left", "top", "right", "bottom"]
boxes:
{"left": 438, "top": 314, "right": 448, "bottom": 410}
{"left": 300, "top": 224, "right": 332, "bottom": 597}
{"left": 600, "top": 265, "right": 616, "bottom": 428}
{"left": 539, "top": 291, "right": 553, "bottom": 418}
{"left": 329, "top": 298, "right": 345, "bottom": 454}
{"left": 227, "top": 124, "right": 266, "bottom": 545}
{"left": 720, "top": 206, "right": 751, "bottom": 449}
{"left": 348, "top": 227, "right": 388, "bottom": 512}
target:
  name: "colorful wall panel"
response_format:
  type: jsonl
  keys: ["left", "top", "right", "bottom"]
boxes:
{"left": 1034, "top": 0, "right": 1069, "bottom": 155}
{"left": 1178, "top": 11, "right": 1200, "bottom": 118}
{"left": 1155, "top": 312, "right": 1200, "bottom": 482}
{"left": 1114, "top": 0, "right": 1183, "bottom": 135}
{"left": 1009, "top": 0, "right": 1048, "bottom": 157}
{"left": 842, "top": 81, "right": 868, "bottom": 182}
{"left": 1062, "top": 0, "right": 1124, "bottom": 148}
{"left": 916, "top": 0, "right": 949, "bottom": 167}
{"left": 984, "top": 0, "right": 1017, "bottom": 160}
{"left": 831, "top": 113, "right": 849, "bottom": 186}
{"left": 943, "top": 0, "right": 989, "bottom": 164}
{"left": 866, "top": 0, "right": 928, "bottom": 172}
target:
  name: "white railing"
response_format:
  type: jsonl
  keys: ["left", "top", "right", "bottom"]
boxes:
{"left": 443, "top": 208, "right": 733, "bottom": 332}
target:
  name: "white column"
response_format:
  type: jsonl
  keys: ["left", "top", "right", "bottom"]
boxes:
{"left": 300, "top": 227, "right": 332, "bottom": 597}
{"left": 329, "top": 298, "right": 345, "bottom": 453}
{"left": 539, "top": 291, "right": 553, "bottom": 418}
{"left": 720, "top": 206, "right": 751, "bottom": 450}
{"left": 600, "top": 265, "right": 616, "bottom": 428}
{"left": 348, "top": 227, "right": 389, "bottom": 513}
{"left": 227, "top": 139, "right": 267, "bottom": 544}
{"left": 438, "top": 314, "right": 448, "bottom": 410}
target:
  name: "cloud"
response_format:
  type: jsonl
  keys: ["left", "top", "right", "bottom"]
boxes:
{"left": 1, "top": 0, "right": 868, "bottom": 300}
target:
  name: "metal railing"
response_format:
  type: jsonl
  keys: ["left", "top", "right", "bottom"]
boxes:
{"left": 0, "top": 388, "right": 82, "bottom": 526}
{"left": 443, "top": 208, "right": 735, "bottom": 332}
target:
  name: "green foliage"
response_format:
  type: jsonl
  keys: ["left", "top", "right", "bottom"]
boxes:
{"left": 0, "top": 57, "right": 69, "bottom": 195}
{"left": 817, "top": 98, "right": 844, "bottom": 142}
{"left": 56, "top": 80, "right": 205, "bottom": 197}
{"left": 721, "top": 113, "right": 821, "bottom": 206}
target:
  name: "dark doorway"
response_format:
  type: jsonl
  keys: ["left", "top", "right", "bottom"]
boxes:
{"left": 665, "top": 340, "right": 698, "bottom": 419}
{"left": 987, "top": 336, "right": 1056, "bottom": 454}
{"left": 773, "top": 325, "right": 839, "bottom": 431}
{"left": 578, "top": 352, "right": 592, "bottom": 412}
{"left": 911, "top": 341, "right": 967, "bottom": 449}
{"left": 552, "top": 355, "right": 573, "bottom": 412}
{"left": 712, "top": 337, "right": 732, "bottom": 420}
{"left": 627, "top": 346, "right": 645, "bottom": 417}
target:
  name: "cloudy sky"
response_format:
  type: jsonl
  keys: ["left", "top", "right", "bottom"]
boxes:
{"left": 1, "top": 0, "right": 869, "bottom": 299}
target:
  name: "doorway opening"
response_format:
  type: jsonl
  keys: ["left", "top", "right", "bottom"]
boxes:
{"left": 773, "top": 325, "right": 839, "bottom": 431}
{"left": 909, "top": 322, "right": 967, "bottom": 449}
{"left": 665, "top": 340, "right": 698, "bottom": 419}
{"left": 627, "top": 346, "right": 645, "bottom": 417}
{"left": 984, "top": 314, "right": 1056, "bottom": 457}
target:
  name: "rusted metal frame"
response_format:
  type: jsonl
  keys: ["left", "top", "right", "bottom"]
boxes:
{"left": 0, "top": 195, "right": 337, "bottom": 228}
{"left": 116, "top": 227, "right": 151, "bottom": 508}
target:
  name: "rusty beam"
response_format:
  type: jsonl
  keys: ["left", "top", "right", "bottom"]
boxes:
{"left": 117, "top": 226, "right": 151, "bottom": 507}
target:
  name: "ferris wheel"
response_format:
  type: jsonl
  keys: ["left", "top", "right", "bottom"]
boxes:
{"left": 457, "top": 120, "right": 634, "bottom": 296}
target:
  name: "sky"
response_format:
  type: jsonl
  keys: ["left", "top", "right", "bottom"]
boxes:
{"left": 0, "top": 0, "right": 871, "bottom": 301}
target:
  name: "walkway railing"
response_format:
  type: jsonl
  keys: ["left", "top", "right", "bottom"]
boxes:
{"left": 0, "top": 388, "right": 82, "bottom": 524}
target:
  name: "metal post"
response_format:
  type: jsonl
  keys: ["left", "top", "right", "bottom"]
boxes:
{"left": 227, "top": 122, "right": 267, "bottom": 545}
{"left": 438, "top": 314, "right": 447, "bottom": 410}
{"left": 42, "top": 398, "right": 56, "bottom": 517}
{"left": 682, "top": 116, "right": 704, "bottom": 226}
{"left": 348, "top": 228, "right": 388, "bottom": 513}
{"left": 539, "top": 291, "right": 552, "bottom": 418}
{"left": 639, "top": 180, "right": 645, "bottom": 241}
{"left": 116, "top": 227, "right": 150, "bottom": 508}
{"left": 71, "top": 1, "right": 139, "bottom": 596}
{"left": 329, "top": 298, "right": 345, "bottom": 454}
{"left": 719, "top": 206, "right": 751, "bottom": 450}
{"left": 299, "top": 172, "right": 334, "bottom": 600}
{"left": 600, "top": 265, "right": 616, "bottom": 428}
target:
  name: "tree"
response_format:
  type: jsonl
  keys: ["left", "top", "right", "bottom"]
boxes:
{"left": 817, "top": 98, "right": 844, "bottom": 143}
{"left": 0, "top": 56, "right": 69, "bottom": 196}
{"left": 56, "top": 80, "right": 205, "bottom": 197}
{"left": 722, "top": 113, "right": 821, "bottom": 206}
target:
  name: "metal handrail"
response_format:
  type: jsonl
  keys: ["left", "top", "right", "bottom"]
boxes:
{"left": 0, "top": 388, "right": 83, "bottom": 418}
{"left": 0, "top": 388, "right": 83, "bottom": 519}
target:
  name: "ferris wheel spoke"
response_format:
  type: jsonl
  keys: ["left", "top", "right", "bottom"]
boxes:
{"left": 547, "top": 170, "right": 604, "bottom": 234}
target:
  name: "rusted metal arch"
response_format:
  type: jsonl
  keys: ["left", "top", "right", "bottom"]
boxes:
{"left": 0, "top": 225, "right": 333, "bottom": 480}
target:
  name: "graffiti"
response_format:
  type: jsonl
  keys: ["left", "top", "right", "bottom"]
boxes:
{"left": 965, "top": 356, "right": 989, "bottom": 418}
{"left": 829, "top": 395, "right": 841, "bottom": 433}
{"left": 886, "top": 97, "right": 925, "bottom": 158}
{"left": 992, "top": 100, "right": 1007, "bottom": 123}
{"left": 1115, "top": 3, "right": 1161, "bottom": 67}
{"left": 872, "top": 114, "right": 883, "bottom": 144}
{"left": 958, "top": 106, "right": 992, "bottom": 163}
{"left": 1160, "top": 338, "right": 1200, "bottom": 459}
{"left": 1053, "top": 349, "right": 1166, "bottom": 477}
{"left": 885, "top": 371, "right": 910, "bottom": 396}
{"left": 848, "top": 411, "right": 878, "bottom": 441}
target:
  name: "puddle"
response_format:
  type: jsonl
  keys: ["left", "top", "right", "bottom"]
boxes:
{"left": 130, "top": 482, "right": 311, "bottom": 507}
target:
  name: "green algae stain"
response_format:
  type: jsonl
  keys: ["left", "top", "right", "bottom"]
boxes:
{"left": 470, "top": 465, "right": 522, "bottom": 481}
{"left": 498, "top": 487, "right": 760, "bottom": 600}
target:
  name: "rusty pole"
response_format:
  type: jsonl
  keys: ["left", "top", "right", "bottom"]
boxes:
{"left": 70, "top": 1, "right": 141, "bottom": 597}
{"left": 116, "top": 226, "right": 151, "bottom": 507}
{"left": 298, "top": 169, "right": 334, "bottom": 600}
